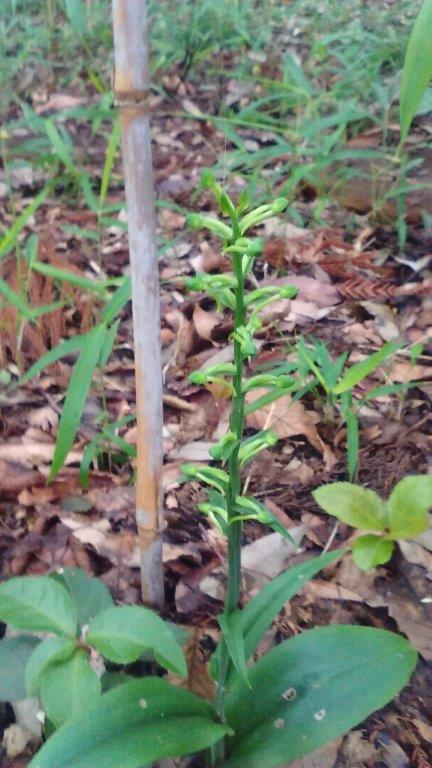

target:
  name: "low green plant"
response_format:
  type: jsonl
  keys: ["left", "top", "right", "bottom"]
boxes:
{"left": 16, "top": 275, "right": 132, "bottom": 480}
{"left": 294, "top": 336, "right": 398, "bottom": 480}
{"left": 0, "top": 567, "right": 186, "bottom": 729}
{"left": 20, "top": 186, "right": 417, "bottom": 768}
{"left": 314, "top": 475, "right": 432, "bottom": 570}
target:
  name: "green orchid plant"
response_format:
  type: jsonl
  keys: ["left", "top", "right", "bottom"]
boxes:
{"left": 0, "top": 183, "right": 417, "bottom": 768}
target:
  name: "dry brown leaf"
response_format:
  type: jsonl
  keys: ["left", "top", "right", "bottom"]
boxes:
{"left": 192, "top": 304, "right": 221, "bottom": 342}
{"left": 183, "top": 628, "right": 216, "bottom": 700}
{"left": 241, "top": 528, "right": 305, "bottom": 586}
{"left": 60, "top": 515, "right": 141, "bottom": 567}
{"left": 246, "top": 390, "right": 336, "bottom": 470}
{"left": 0, "top": 443, "right": 82, "bottom": 468}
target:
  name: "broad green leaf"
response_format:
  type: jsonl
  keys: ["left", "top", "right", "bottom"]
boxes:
{"left": 28, "top": 678, "right": 229, "bottom": 768}
{"left": 64, "top": 0, "right": 87, "bottom": 34}
{"left": 51, "top": 567, "right": 114, "bottom": 627}
{"left": 212, "top": 551, "right": 343, "bottom": 681}
{"left": 41, "top": 649, "right": 101, "bottom": 727}
{"left": 219, "top": 611, "right": 250, "bottom": 687}
{"left": 333, "top": 342, "right": 397, "bottom": 395}
{"left": 26, "top": 636, "right": 77, "bottom": 696}
{"left": 19, "top": 334, "right": 88, "bottom": 386}
{"left": 400, "top": 0, "right": 432, "bottom": 144}
{"left": 313, "top": 483, "right": 387, "bottom": 532}
{"left": 87, "top": 605, "right": 187, "bottom": 676}
{"left": 352, "top": 535, "right": 394, "bottom": 571}
{"left": 386, "top": 475, "right": 432, "bottom": 538}
{"left": 224, "top": 626, "right": 417, "bottom": 768}
{"left": 0, "top": 637, "right": 39, "bottom": 701}
{"left": 49, "top": 324, "right": 106, "bottom": 480}
{"left": 0, "top": 576, "right": 77, "bottom": 636}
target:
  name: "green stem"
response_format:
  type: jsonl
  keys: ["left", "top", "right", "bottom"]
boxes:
{"left": 213, "top": 242, "right": 246, "bottom": 765}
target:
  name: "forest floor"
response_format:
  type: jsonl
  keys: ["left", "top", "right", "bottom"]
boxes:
{"left": 0, "top": 1, "right": 432, "bottom": 766}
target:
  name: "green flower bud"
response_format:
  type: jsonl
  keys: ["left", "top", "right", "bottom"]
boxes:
{"left": 270, "top": 197, "right": 289, "bottom": 214}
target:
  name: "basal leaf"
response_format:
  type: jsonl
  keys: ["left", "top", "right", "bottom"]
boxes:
{"left": 0, "top": 576, "right": 77, "bottom": 636}
{"left": 49, "top": 324, "right": 106, "bottom": 480}
{"left": 219, "top": 610, "right": 250, "bottom": 687}
{"left": 87, "top": 605, "right": 187, "bottom": 676}
{"left": 224, "top": 626, "right": 417, "bottom": 768}
{"left": 26, "top": 636, "right": 77, "bottom": 696}
{"left": 28, "top": 678, "right": 229, "bottom": 768}
{"left": 0, "top": 637, "right": 39, "bottom": 702}
{"left": 313, "top": 483, "right": 387, "bottom": 532}
{"left": 400, "top": 0, "right": 432, "bottom": 144}
{"left": 352, "top": 535, "right": 394, "bottom": 571}
{"left": 212, "top": 551, "right": 343, "bottom": 682}
{"left": 41, "top": 649, "right": 101, "bottom": 728}
{"left": 387, "top": 475, "right": 432, "bottom": 538}
{"left": 51, "top": 568, "right": 114, "bottom": 628}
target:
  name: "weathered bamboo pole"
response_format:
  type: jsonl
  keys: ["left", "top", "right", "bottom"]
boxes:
{"left": 111, "top": 0, "right": 164, "bottom": 607}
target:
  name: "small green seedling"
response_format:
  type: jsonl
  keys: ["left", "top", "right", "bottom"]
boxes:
{"left": 22, "top": 185, "right": 416, "bottom": 768}
{"left": 294, "top": 336, "right": 398, "bottom": 480}
{"left": 0, "top": 567, "right": 187, "bottom": 730}
{"left": 314, "top": 475, "right": 432, "bottom": 570}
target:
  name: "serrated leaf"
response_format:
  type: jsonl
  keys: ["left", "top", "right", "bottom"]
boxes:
{"left": 87, "top": 605, "right": 186, "bottom": 676}
{"left": 51, "top": 568, "right": 114, "bottom": 628}
{"left": 0, "top": 637, "right": 39, "bottom": 701}
{"left": 28, "top": 678, "right": 229, "bottom": 768}
{"left": 49, "top": 324, "right": 106, "bottom": 480}
{"left": 386, "top": 475, "right": 432, "bottom": 538}
{"left": 0, "top": 576, "right": 77, "bottom": 636}
{"left": 41, "top": 649, "right": 101, "bottom": 728}
{"left": 352, "top": 535, "right": 394, "bottom": 571}
{"left": 313, "top": 483, "right": 387, "bottom": 532}
{"left": 26, "top": 636, "right": 77, "bottom": 696}
{"left": 224, "top": 626, "right": 417, "bottom": 768}
{"left": 400, "top": 0, "right": 432, "bottom": 144}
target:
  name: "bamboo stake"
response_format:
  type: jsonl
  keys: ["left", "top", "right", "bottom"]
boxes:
{"left": 111, "top": 0, "right": 164, "bottom": 607}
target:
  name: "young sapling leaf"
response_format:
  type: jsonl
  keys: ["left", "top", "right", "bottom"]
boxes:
{"left": 313, "top": 483, "right": 387, "bottom": 532}
{"left": 386, "top": 475, "right": 432, "bottom": 538}
{"left": 352, "top": 535, "right": 395, "bottom": 571}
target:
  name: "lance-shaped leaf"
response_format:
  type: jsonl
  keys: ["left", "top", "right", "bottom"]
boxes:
{"left": 211, "top": 551, "right": 343, "bottom": 681}
{"left": 49, "top": 323, "right": 107, "bottom": 480}
{"left": 219, "top": 610, "right": 250, "bottom": 687}
{"left": 0, "top": 637, "right": 39, "bottom": 702}
{"left": 87, "top": 605, "right": 187, "bottom": 676}
{"left": 28, "top": 678, "right": 230, "bottom": 768}
{"left": 400, "top": 0, "right": 432, "bottom": 144}
{"left": 41, "top": 649, "right": 101, "bottom": 728}
{"left": 0, "top": 576, "right": 77, "bottom": 636}
{"left": 224, "top": 625, "right": 417, "bottom": 768}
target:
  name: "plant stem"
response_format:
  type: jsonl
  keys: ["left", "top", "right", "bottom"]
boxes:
{"left": 213, "top": 243, "right": 246, "bottom": 765}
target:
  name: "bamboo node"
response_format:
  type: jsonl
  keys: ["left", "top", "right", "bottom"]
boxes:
{"left": 114, "top": 88, "right": 153, "bottom": 111}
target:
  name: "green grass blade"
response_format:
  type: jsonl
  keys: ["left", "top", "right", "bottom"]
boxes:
{"left": 30, "top": 261, "right": 108, "bottom": 295}
{"left": 19, "top": 334, "right": 88, "bottom": 386}
{"left": 400, "top": 0, "right": 432, "bottom": 144}
{"left": 0, "top": 277, "right": 32, "bottom": 317}
{"left": 49, "top": 324, "right": 106, "bottom": 480}
{"left": 0, "top": 186, "right": 49, "bottom": 261}
{"left": 99, "top": 118, "right": 121, "bottom": 217}
{"left": 333, "top": 342, "right": 399, "bottom": 395}
{"left": 101, "top": 277, "right": 131, "bottom": 325}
